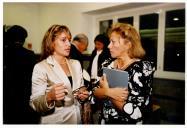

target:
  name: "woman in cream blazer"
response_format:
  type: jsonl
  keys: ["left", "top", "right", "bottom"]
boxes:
{"left": 30, "top": 25, "right": 89, "bottom": 124}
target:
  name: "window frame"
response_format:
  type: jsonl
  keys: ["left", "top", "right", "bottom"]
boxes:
{"left": 95, "top": 3, "right": 185, "bottom": 80}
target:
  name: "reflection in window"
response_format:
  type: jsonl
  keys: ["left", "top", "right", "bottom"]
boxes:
{"left": 139, "top": 13, "right": 158, "bottom": 68}
{"left": 99, "top": 20, "right": 113, "bottom": 36}
{"left": 118, "top": 17, "right": 133, "bottom": 25}
{"left": 164, "top": 9, "right": 185, "bottom": 72}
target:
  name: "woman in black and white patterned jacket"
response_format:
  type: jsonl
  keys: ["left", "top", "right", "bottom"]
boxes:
{"left": 93, "top": 23, "right": 155, "bottom": 124}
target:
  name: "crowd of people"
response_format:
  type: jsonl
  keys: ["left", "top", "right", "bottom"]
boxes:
{"left": 3, "top": 23, "right": 155, "bottom": 124}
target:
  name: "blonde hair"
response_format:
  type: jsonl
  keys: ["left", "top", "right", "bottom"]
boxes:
{"left": 40, "top": 24, "right": 71, "bottom": 60}
{"left": 108, "top": 23, "right": 145, "bottom": 59}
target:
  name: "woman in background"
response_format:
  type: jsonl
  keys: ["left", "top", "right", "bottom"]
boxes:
{"left": 93, "top": 23, "right": 155, "bottom": 124}
{"left": 87, "top": 34, "right": 111, "bottom": 123}
{"left": 87, "top": 34, "right": 111, "bottom": 83}
{"left": 30, "top": 24, "right": 89, "bottom": 124}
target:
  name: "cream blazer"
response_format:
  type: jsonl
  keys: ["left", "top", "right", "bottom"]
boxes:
{"left": 30, "top": 56, "right": 83, "bottom": 124}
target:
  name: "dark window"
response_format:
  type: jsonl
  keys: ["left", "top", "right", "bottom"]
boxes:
{"left": 140, "top": 13, "right": 158, "bottom": 68}
{"left": 118, "top": 17, "right": 133, "bottom": 25}
{"left": 99, "top": 20, "right": 113, "bottom": 36}
{"left": 164, "top": 9, "right": 185, "bottom": 72}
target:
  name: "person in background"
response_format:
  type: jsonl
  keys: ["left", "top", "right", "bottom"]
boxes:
{"left": 87, "top": 34, "right": 111, "bottom": 83}
{"left": 30, "top": 24, "right": 89, "bottom": 124}
{"left": 70, "top": 33, "right": 89, "bottom": 68}
{"left": 93, "top": 23, "right": 155, "bottom": 124}
{"left": 4, "top": 25, "right": 39, "bottom": 124}
{"left": 69, "top": 33, "right": 92, "bottom": 124}
{"left": 87, "top": 34, "right": 111, "bottom": 124}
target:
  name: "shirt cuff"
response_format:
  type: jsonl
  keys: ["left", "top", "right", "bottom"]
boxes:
{"left": 45, "top": 94, "right": 55, "bottom": 109}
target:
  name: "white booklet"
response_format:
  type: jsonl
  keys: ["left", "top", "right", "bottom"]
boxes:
{"left": 103, "top": 67, "right": 129, "bottom": 88}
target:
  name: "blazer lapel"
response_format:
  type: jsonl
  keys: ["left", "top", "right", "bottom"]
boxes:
{"left": 46, "top": 56, "right": 71, "bottom": 87}
{"left": 66, "top": 60, "right": 77, "bottom": 90}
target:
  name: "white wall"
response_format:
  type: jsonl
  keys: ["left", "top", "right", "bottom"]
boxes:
{"left": 3, "top": 3, "right": 40, "bottom": 53}
{"left": 3, "top": 3, "right": 122, "bottom": 53}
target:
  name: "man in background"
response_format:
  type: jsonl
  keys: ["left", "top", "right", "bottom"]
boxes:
{"left": 70, "top": 33, "right": 89, "bottom": 68}
{"left": 3, "top": 25, "right": 40, "bottom": 124}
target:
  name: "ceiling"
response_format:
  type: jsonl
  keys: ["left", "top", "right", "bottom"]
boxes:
{"left": 84, "top": 3, "right": 162, "bottom": 15}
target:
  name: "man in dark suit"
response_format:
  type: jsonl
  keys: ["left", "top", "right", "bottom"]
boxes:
{"left": 3, "top": 25, "right": 40, "bottom": 124}
{"left": 70, "top": 33, "right": 89, "bottom": 68}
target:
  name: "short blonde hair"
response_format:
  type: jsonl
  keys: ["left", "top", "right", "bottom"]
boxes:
{"left": 108, "top": 23, "right": 145, "bottom": 59}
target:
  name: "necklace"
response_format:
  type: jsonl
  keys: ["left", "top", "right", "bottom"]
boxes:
{"left": 116, "top": 59, "right": 137, "bottom": 70}
{"left": 59, "top": 59, "right": 67, "bottom": 65}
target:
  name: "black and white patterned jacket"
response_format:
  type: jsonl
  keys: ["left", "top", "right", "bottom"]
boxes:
{"left": 97, "top": 58, "right": 155, "bottom": 124}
